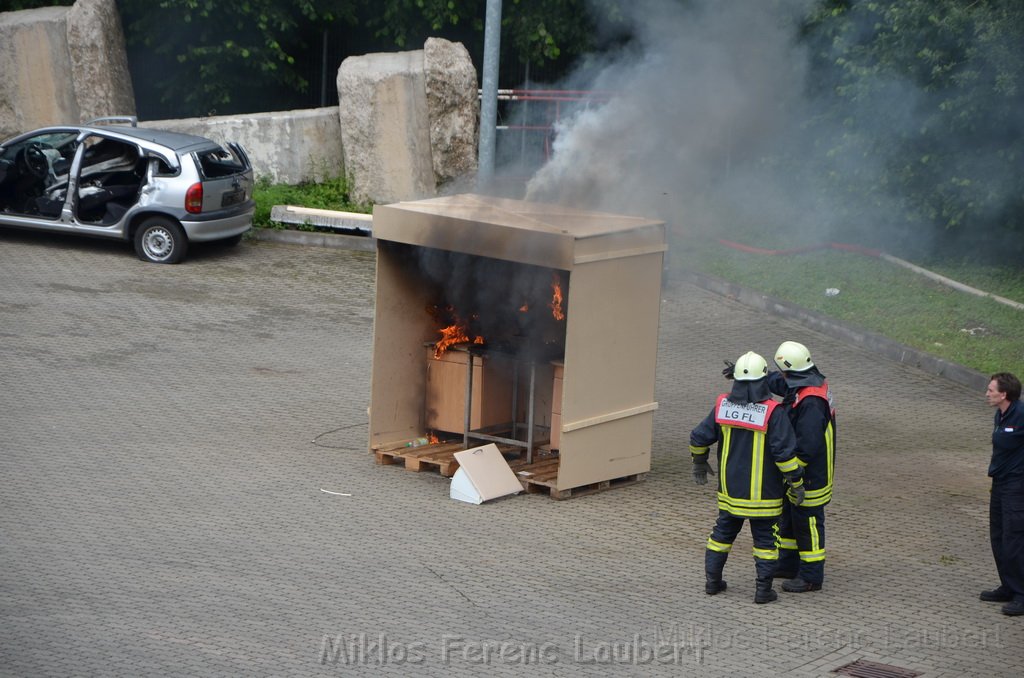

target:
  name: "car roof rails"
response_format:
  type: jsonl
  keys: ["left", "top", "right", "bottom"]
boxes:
{"left": 85, "top": 116, "right": 139, "bottom": 127}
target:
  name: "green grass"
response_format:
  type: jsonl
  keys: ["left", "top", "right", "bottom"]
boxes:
{"left": 672, "top": 236, "right": 1024, "bottom": 378}
{"left": 252, "top": 176, "right": 369, "bottom": 230}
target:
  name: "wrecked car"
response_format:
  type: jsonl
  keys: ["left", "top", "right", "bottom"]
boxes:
{"left": 0, "top": 117, "right": 253, "bottom": 263}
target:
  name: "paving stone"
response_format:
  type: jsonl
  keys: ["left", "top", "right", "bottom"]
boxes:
{"left": 0, "top": 231, "right": 1021, "bottom": 676}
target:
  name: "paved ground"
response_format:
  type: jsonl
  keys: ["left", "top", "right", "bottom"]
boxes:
{"left": 1, "top": 230, "right": 1020, "bottom": 677}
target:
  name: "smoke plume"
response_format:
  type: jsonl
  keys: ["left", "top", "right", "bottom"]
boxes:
{"left": 519, "top": 0, "right": 1021, "bottom": 259}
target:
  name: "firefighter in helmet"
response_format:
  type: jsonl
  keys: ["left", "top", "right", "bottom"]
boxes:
{"left": 690, "top": 351, "right": 804, "bottom": 604}
{"left": 767, "top": 340, "right": 836, "bottom": 593}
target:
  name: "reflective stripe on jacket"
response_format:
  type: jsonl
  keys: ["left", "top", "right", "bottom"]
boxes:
{"left": 690, "top": 395, "right": 798, "bottom": 518}
{"left": 790, "top": 383, "right": 836, "bottom": 507}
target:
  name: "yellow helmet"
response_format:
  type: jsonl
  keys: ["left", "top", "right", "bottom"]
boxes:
{"left": 775, "top": 341, "right": 814, "bottom": 372}
{"left": 733, "top": 351, "right": 768, "bottom": 381}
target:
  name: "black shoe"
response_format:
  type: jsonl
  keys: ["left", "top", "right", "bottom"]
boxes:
{"left": 754, "top": 577, "right": 777, "bottom": 604}
{"left": 782, "top": 577, "right": 822, "bottom": 593}
{"left": 705, "top": 579, "right": 727, "bottom": 595}
{"left": 1001, "top": 599, "right": 1024, "bottom": 616}
{"left": 980, "top": 586, "right": 1014, "bottom": 602}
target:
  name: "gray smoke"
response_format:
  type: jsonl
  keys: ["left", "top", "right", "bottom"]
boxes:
{"left": 521, "top": 0, "right": 903, "bottom": 250}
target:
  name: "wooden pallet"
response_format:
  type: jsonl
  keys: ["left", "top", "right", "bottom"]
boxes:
{"left": 511, "top": 457, "right": 646, "bottom": 500}
{"left": 372, "top": 435, "right": 539, "bottom": 476}
{"left": 373, "top": 441, "right": 464, "bottom": 477}
{"left": 373, "top": 439, "right": 643, "bottom": 500}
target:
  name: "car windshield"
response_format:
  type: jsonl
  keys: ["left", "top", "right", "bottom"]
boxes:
{"left": 1, "top": 131, "right": 78, "bottom": 160}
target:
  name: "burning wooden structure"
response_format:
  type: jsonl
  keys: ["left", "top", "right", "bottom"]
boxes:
{"left": 368, "top": 194, "right": 666, "bottom": 497}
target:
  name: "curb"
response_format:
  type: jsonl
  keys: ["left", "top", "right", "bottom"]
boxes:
{"left": 678, "top": 270, "right": 990, "bottom": 393}
{"left": 250, "top": 228, "right": 375, "bottom": 252}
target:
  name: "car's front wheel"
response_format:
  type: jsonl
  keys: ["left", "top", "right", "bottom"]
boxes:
{"left": 134, "top": 217, "right": 187, "bottom": 264}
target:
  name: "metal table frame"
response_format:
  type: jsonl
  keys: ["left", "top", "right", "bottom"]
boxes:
{"left": 461, "top": 349, "right": 541, "bottom": 463}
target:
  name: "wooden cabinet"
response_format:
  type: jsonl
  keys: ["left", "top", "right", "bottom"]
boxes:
{"left": 424, "top": 347, "right": 514, "bottom": 433}
{"left": 550, "top": 361, "right": 563, "bottom": 449}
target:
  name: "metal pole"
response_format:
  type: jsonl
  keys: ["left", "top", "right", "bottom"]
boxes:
{"left": 477, "top": 0, "right": 502, "bottom": 188}
{"left": 320, "top": 29, "right": 328, "bottom": 107}
{"left": 519, "top": 60, "right": 529, "bottom": 170}
{"left": 464, "top": 352, "right": 474, "bottom": 449}
{"left": 526, "top": 361, "right": 536, "bottom": 464}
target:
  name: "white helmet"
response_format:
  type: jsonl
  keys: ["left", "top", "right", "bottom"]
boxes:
{"left": 733, "top": 351, "right": 768, "bottom": 381}
{"left": 775, "top": 341, "right": 814, "bottom": 372}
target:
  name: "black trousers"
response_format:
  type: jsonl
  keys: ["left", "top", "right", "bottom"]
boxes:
{"left": 777, "top": 500, "right": 826, "bottom": 584}
{"left": 990, "top": 476, "right": 1024, "bottom": 599}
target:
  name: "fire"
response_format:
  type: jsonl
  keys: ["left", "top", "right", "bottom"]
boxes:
{"left": 519, "top": 303, "right": 529, "bottom": 312}
{"left": 549, "top": 273, "right": 565, "bottom": 321}
{"left": 430, "top": 305, "right": 484, "bottom": 358}
{"left": 428, "top": 433, "right": 439, "bottom": 444}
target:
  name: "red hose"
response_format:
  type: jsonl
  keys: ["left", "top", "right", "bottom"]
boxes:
{"left": 717, "top": 239, "right": 881, "bottom": 257}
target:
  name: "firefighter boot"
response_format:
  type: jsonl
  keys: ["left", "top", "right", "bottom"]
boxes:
{"left": 781, "top": 577, "right": 822, "bottom": 593}
{"left": 705, "top": 550, "right": 728, "bottom": 595}
{"left": 754, "top": 577, "right": 778, "bottom": 604}
{"left": 782, "top": 561, "right": 823, "bottom": 592}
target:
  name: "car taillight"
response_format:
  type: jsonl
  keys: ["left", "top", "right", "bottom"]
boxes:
{"left": 185, "top": 183, "right": 203, "bottom": 214}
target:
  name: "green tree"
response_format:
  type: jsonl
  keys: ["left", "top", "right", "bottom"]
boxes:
{"left": 116, "top": 0, "right": 628, "bottom": 119}
{"left": 118, "top": 0, "right": 350, "bottom": 118}
{"left": 0, "top": 0, "right": 73, "bottom": 9}
{"left": 800, "top": 0, "right": 1024, "bottom": 259}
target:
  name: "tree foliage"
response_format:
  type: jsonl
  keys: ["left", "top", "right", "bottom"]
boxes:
{"left": 118, "top": 0, "right": 351, "bottom": 118}
{"left": 800, "top": 0, "right": 1024, "bottom": 258}
{"left": 115, "top": 0, "right": 623, "bottom": 119}
{"left": 0, "top": 0, "right": 73, "bottom": 9}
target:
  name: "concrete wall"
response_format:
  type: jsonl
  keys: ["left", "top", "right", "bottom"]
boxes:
{"left": 143, "top": 108, "right": 344, "bottom": 185}
{"left": 0, "top": 0, "right": 134, "bottom": 140}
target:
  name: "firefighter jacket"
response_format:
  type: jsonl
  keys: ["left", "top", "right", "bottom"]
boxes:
{"left": 788, "top": 382, "right": 836, "bottom": 507}
{"left": 689, "top": 394, "right": 799, "bottom": 518}
{"left": 990, "top": 399, "right": 1024, "bottom": 480}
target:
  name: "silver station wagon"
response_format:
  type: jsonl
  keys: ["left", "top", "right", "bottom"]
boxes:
{"left": 0, "top": 117, "right": 254, "bottom": 263}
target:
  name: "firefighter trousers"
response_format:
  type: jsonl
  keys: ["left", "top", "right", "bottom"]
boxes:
{"left": 705, "top": 511, "right": 779, "bottom": 582}
{"left": 777, "top": 501, "right": 826, "bottom": 585}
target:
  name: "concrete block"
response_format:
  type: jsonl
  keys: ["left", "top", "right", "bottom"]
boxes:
{"left": 0, "top": 0, "right": 134, "bottom": 139}
{"left": 424, "top": 37, "right": 478, "bottom": 190}
{"left": 67, "top": 0, "right": 135, "bottom": 123}
{"left": 337, "top": 49, "right": 436, "bottom": 205}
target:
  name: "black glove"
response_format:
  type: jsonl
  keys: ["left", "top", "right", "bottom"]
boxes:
{"left": 784, "top": 470, "right": 805, "bottom": 505}
{"left": 693, "top": 458, "right": 715, "bottom": 485}
{"left": 722, "top": 360, "right": 735, "bottom": 380}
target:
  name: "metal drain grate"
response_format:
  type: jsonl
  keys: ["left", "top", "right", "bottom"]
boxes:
{"left": 833, "top": 659, "right": 923, "bottom": 678}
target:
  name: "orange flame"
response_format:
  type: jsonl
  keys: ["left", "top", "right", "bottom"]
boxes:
{"left": 519, "top": 303, "right": 529, "bottom": 312}
{"left": 549, "top": 273, "right": 565, "bottom": 321}
{"left": 428, "top": 433, "right": 440, "bottom": 444}
{"left": 431, "top": 307, "right": 484, "bottom": 358}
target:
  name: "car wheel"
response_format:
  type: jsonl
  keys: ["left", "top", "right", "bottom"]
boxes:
{"left": 134, "top": 217, "right": 188, "bottom": 264}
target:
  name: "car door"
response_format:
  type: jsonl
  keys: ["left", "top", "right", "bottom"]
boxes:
{"left": 0, "top": 129, "right": 79, "bottom": 221}
{"left": 69, "top": 133, "right": 146, "bottom": 228}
